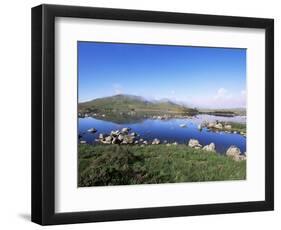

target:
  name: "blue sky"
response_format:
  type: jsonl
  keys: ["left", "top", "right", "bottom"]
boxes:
{"left": 78, "top": 41, "right": 246, "bottom": 108}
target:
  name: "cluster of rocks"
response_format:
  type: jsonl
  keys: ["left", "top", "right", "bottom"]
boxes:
{"left": 188, "top": 139, "right": 215, "bottom": 152}
{"left": 96, "top": 128, "right": 138, "bottom": 145}
{"left": 90, "top": 128, "right": 164, "bottom": 147}
{"left": 78, "top": 112, "right": 106, "bottom": 119}
{"left": 201, "top": 120, "right": 226, "bottom": 130}
{"left": 80, "top": 126, "right": 182, "bottom": 147}
{"left": 187, "top": 138, "right": 246, "bottom": 161}
{"left": 199, "top": 120, "right": 246, "bottom": 137}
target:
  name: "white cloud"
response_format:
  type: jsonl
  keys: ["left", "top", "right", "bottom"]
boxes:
{"left": 214, "top": 88, "right": 232, "bottom": 100}
{"left": 188, "top": 88, "right": 244, "bottom": 109}
{"left": 112, "top": 83, "right": 123, "bottom": 95}
{"left": 114, "top": 88, "right": 122, "bottom": 94}
{"left": 217, "top": 88, "right": 227, "bottom": 97}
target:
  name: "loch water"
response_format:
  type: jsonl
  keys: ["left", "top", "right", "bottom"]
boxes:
{"left": 79, "top": 114, "right": 246, "bottom": 154}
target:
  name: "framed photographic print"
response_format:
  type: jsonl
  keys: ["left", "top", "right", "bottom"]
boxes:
{"left": 31, "top": 4, "right": 274, "bottom": 225}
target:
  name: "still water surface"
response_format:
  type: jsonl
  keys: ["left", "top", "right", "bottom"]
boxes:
{"left": 79, "top": 115, "right": 246, "bottom": 154}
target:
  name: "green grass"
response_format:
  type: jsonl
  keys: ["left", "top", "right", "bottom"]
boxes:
{"left": 78, "top": 144, "right": 246, "bottom": 187}
{"left": 223, "top": 122, "right": 246, "bottom": 133}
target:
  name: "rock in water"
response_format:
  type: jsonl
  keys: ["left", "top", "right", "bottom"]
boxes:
{"left": 179, "top": 124, "right": 187, "bottom": 128}
{"left": 117, "top": 134, "right": 124, "bottom": 142}
{"left": 207, "top": 122, "right": 216, "bottom": 128}
{"left": 130, "top": 132, "right": 137, "bottom": 137}
{"left": 152, "top": 138, "right": 160, "bottom": 145}
{"left": 202, "top": 143, "right": 216, "bottom": 152}
{"left": 121, "top": 127, "right": 131, "bottom": 134}
{"left": 110, "top": 130, "right": 120, "bottom": 137}
{"left": 214, "top": 123, "right": 223, "bottom": 129}
{"left": 87, "top": 128, "right": 97, "bottom": 133}
{"left": 224, "top": 124, "right": 232, "bottom": 130}
{"left": 103, "top": 136, "right": 112, "bottom": 144}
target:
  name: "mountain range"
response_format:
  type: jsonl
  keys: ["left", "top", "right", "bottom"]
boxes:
{"left": 78, "top": 94, "right": 197, "bottom": 115}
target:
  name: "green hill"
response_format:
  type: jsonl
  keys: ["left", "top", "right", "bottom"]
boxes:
{"left": 78, "top": 94, "right": 197, "bottom": 123}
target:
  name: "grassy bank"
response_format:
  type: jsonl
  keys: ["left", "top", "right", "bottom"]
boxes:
{"left": 223, "top": 122, "right": 246, "bottom": 133}
{"left": 78, "top": 144, "right": 246, "bottom": 187}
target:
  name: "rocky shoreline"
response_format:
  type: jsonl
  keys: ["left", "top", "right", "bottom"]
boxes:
{"left": 79, "top": 127, "right": 246, "bottom": 162}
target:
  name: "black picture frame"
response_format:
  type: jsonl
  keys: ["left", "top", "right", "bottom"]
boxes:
{"left": 31, "top": 4, "right": 274, "bottom": 225}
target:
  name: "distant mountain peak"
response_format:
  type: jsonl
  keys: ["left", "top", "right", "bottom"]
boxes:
{"left": 80, "top": 94, "right": 190, "bottom": 107}
{"left": 114, "top": 94, "right": 143, "bottom": 99}
{"left": 78, "top": 94, "right": 197, "bottom": 114}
